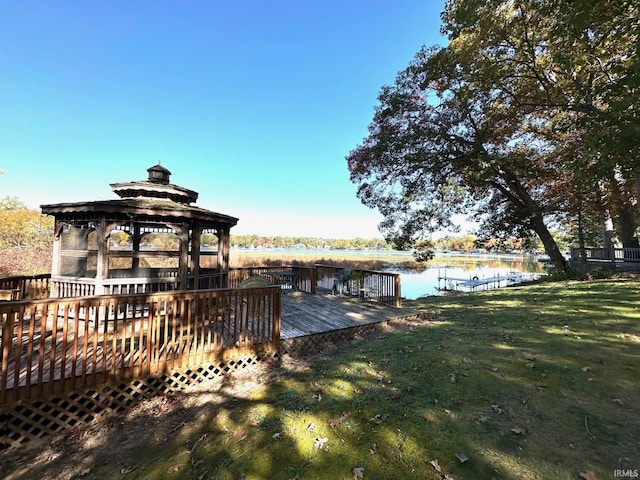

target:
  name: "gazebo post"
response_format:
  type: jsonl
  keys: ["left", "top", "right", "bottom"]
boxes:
{"left": 190, "top": 223, "right": 202, "bottom": 290}
{"left": 50, "top": 222, "right": 64, "bottom": 297}
{"left": 176, "top": 223, "right": 190, "bottom": 290}
{"left": 95, "top": 219, "right": 108, "bottom": 295}
{"left": 218, "top": 226, "right": 231, "bottom": 288}
{"left": 131, "top": 224, "right": 141, "bottom": 273}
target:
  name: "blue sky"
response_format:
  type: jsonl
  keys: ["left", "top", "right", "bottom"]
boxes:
{"left": 0, "top": 1, "right": 446, "bottom": 238}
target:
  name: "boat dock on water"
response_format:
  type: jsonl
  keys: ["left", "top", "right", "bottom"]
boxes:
{"left": 436, "top": 266, "right": 539, "bottom": 292}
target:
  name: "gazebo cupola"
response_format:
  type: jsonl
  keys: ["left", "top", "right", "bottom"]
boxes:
{"left": 41, "top": 163, "right": 239, "bottom": 297}
{"left": 110, "top": 163, "right": 199, "bottom": 205}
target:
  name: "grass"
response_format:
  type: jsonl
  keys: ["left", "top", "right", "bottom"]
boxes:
{"left": 3, "top": 278, "right": 639, "bottom": 479}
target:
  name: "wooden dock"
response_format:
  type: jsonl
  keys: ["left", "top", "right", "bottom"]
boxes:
{"left": 280, "top": 291, "right": 418, "bottom": 338}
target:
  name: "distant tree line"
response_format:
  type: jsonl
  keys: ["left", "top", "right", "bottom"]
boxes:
{"left": 0, "top": 196, "right": 573, "bottom": 276}
{"left": 221, "top": 235, "right": 392, "bottom": 251}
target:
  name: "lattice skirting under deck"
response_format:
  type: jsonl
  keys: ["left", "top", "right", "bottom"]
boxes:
{"left": 0, "top": 353, "right": 274, "bottom": 451}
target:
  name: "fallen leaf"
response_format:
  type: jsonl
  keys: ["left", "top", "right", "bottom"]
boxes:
{"left": 612, "top": 398, "right": 625, "bottom": 405}
{"left": 511, "top": 427, "right": 525, "bottom": 435}
{"left": 369, "top": 443, "right": 377, "bottom": 454}
{"left": 306, "top": 423, "right": 316, "bottom": 432}
{"left": 478, "top": 413, "right": 488, "bottom": 423}
{"left": 455, "top": 452, "right": 469, "bottom": 463}
{"left": 579, "top": 471, "right": 598, "bottom": 480}
{"left": 328, "top": 419, "right": 338, "bottom": 428}
{"left": 424, "top": 412, "right": 435, "bottom": 422}
{"left": 272, "top": 432, "right": 282, "bottom": 440}
{"left": 444, "top": 475, "right": 456, "bottom": 480}
{"left": 525, "top": 362, "right": 535, "bottom": 369}
{"left": 352, "top": 466, "right": 365, "bottom": 479}
{"left": 429, "top": 459, "right": 442, "bottom": 472}
{"left": 449, "top": 373, "right": 457, "bottom": 384}
{"left": 491, "top": 404, "right": 504, "bottom": 414}
{"left": 313, "top": 437, "right": 329, "bottom": 450}
{"left": 581, "top": 366, "right": 592, "bottom": 372}
{"left": 369, "top": 414, "right": 385, "bottom": 425}
{"left": 391, "top": 387, "right": 400, "bottom": 399}
{"left": 340, "top": 411, "right": 350, "bottom": 421}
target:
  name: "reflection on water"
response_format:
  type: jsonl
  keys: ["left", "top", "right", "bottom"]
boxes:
{"left": 389, "top": 254, "right": 546, "bottom": 300}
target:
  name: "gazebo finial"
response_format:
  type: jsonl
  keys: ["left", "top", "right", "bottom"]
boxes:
{"left": 147, "top": 162, "right": 171, "bottom": 185}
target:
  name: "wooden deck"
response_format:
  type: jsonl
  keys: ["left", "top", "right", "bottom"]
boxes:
{"left": 0, "top": 291, "right": 416, "bottom": 396}
{"left": 280, "top": 291, "right": 417, "bottom": 339}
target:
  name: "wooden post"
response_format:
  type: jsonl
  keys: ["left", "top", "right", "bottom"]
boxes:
{"left": 310, "top": 265, "right": 317, "bottom": 294}
{"left": 95, "top": 220, "right": 108, "bottom": 295}
{"left": 178, "top": 223, "right": 189, "bottom": 290}
{"left": 50, "top": 222, "right": 64, "bottom": 297}
{"left": 132, "top": 224, "right": 141, "bottom": 272}
{"left": 190, "top": 224, "right": 202, "bottom": 290}
{"left": 218, "top": 227, "right": 231, "bottom": 288}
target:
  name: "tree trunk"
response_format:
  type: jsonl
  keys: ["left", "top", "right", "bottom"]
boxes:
{"left": 530, "top": 212, "right": 570, "bottom": 272}
{"left": 503, "top": 172, "right": 571, "bottom": 273}
{"left": 617, "top": 204, "right": 640, "bottom": 248}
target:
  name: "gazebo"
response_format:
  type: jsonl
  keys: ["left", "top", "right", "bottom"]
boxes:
{"left": 41, "top": 163, "right": 238, "bottom": 297}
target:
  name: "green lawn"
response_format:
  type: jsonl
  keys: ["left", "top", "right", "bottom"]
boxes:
{"left": 4, "top": 278, "right": 639, "bottom": 480}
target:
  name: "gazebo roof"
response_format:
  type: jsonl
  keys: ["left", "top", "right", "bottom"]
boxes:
{"left": 41, "top": 164, "right": 239, "bottom": 229}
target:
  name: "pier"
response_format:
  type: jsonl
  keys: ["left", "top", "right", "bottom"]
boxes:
{"left": 436, "top": 266, "right": 539, "bottom": 292}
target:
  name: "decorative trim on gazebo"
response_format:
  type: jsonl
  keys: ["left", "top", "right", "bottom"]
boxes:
{"left": 41, "top": 164, "right": 238, "bottom": 296}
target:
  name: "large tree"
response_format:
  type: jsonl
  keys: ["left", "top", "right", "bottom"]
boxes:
{"left": 347, "top": 0, "right": 638, "bottom": 271}
{"left": 442, "top": 0, "right": 639, "bottom": 243}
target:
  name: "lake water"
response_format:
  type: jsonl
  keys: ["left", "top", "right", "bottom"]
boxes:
{"left": 232, "top": 248, "right": 546, "bottom": 300}
{"left": 387, "top": 254, "right": 546, "bottom": 299}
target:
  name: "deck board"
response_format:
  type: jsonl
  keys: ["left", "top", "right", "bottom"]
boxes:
{"left": 280, "top": 291, "right": 417, "bottom": 338}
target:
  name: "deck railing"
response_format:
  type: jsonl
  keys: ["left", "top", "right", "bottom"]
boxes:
{"left": 1, "top": 263, "right": 401, "bottom": 305}
{"left": 228, "top": 265, "right": 400, "bottom": 305}
{"left": 0, "top": 274, "right": 50, "bottom": 301}
{"left": 570, "top": 247, "right": 640, "bottom": 263}
{"left": 0, "top": 286, "right": 281, "bottom": 405}
{"left": 314, "top": 264, "right": 401, "bottom": 307}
